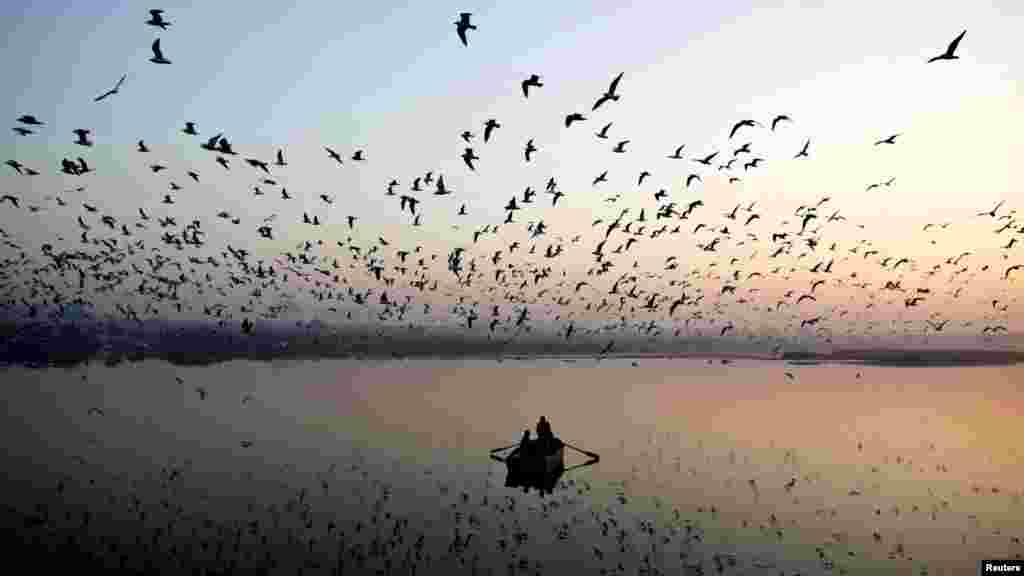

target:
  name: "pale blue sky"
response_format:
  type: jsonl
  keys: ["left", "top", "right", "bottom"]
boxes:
{"left": 2, "top": 1, "right": 1022, "bottom": 339}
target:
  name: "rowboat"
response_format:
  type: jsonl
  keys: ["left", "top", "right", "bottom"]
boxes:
{"left": 489, "top": 434, "right": 599, "bottom": 496}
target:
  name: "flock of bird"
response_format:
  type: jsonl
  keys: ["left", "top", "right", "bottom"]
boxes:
{"left": 1, "top": 11, "right": 1020, "bottom": 358}
{"left": 2, "top": 12, "right": 1022, "bottom": 575}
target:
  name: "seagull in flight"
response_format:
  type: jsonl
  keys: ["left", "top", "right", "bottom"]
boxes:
{"left": 93, "top": 74, "right": 126, "bottom": 102}
{"left": 325, "top": 147, "right": 344, "bottom": 165}
{"left": 694, "top": 151, "right": 718, "bottom": 166}
{"left": 149, "top": 38, "right": 171, "bottom": 64}
{"left": 521, "top": 74, "right": 542, "bottom": 98}
{"left": 667, "top": 145, "right": 685, "bottom": 159}
{"left": 483, "top": 119, "right": 500, "bottom": 143}
{"left": 146, "top": 9, "right": 171, "bottom": 30}
{"left": 564, "top": 113, "right": 586, "bottom": 128}
{"left": 461, "top": 147, "right": 479, "bottom": 171}
{"left": 794, "top": 139, "right": 810, "bottom": 158}
{"left": 927, "top": 30, "right": 966, "bottom": 63}
{"left": 592, "top": 72, "right": 624, "bottom": 111}
{"left": 17, "top": 115, "right": 44, "bottom": 126}
{"left": 770, "top": 115, "right": 792, "bottom": 131}
{"left": 454, "top": 13, "right": 476, "bottom": 47}
{"left": 72, "top": 129, "right": 93, "bottom": 147}
{"left": 524, "top": 139, "right": 537, "bottom": 162}
{"left": 874, "top": 133, "right": 900, "bottom": 146}
{"left": 729, "top": 119, "right": 759, "bottom": 139}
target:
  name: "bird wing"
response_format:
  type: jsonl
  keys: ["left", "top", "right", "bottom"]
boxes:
{"left": 947, "top": 30, "right": 966, "bottom": 54}
{"left": 151, "top": 38, "right": 163, "bottom": 58}
{"left": 114, "top": 74, "right": 126, "bottom": 89}
{"left": 607, "top": 72, "right": 623, "bottom": 95}
{"left": 457, "top": 27, "right": 468, "bottom": 46}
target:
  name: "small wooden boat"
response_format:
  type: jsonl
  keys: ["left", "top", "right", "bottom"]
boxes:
{"left": 489, "top": 434, "right": 599, "bottom": 496}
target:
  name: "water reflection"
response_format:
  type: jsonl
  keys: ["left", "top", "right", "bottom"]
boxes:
{"left": 1, "top": 358, "right": 1022, "bottom": 574}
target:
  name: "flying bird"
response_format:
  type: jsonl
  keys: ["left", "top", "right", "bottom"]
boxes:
{"left": 729, "top": 119, "right": 758, "bottom": 139}
{"left": 325, "top": 147, "right": 344, "bottom": 165}
{"left": 770, "top": 115, "right": 792, "bottom": 131}
{"left": 592, "top": 72, "right": 624, "bottom": 111}
{"left": 145, "top": 9, "right": 171, "bottom": 29}
{"left": 565, "top": 113, "right": 586, "bottom": 128}
{"left": 524, "top": 139, "right": 537, "bottom": 162}
{"left": 483, "top": 119, "right": 500, "bottom": 143}
{"left": 667, "top": 145, "right": 685, "bottom": 159}
{"left": 93, "top": 74, "right": 126, "bottom": 102}
{"left": 874, "top": 133, "right": 900, "bottom": 146}
{"left": 461, "top": 148, "right": 479, "bottom": 171}
{"left": 927, "top": 30, "right": 966, "bottom": 63}
{"left": 16, "top": 115, "right": 44, "bottom": 125}
{"left": 694, "top": 151, "right": 718, "bottom": 166}
{"left": 149, "top": 38, "right": 171, "bottom": 64}
{"left": 454, "top": 13, "right": 476, "bottom": 47}
{"left": 72, "top": 129, "right": 92, "bottom": 146}
{"left": 521, "top": 74, "right": 542, "bottom": 98}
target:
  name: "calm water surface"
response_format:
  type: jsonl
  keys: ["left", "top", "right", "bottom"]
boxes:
{"left": 2, "top": 357, "right": 1022, "bottom": 574}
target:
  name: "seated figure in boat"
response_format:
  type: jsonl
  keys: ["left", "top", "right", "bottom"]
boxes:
{"left": 517, "top": 429, "right": 533, "bottom": 457}
{"left": 536, "top": 416, "right": 555, "bottom": 453}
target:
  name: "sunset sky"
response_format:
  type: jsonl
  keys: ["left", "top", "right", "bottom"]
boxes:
{"left": 1, "top": 0, "right": 1021, "bottom": 342}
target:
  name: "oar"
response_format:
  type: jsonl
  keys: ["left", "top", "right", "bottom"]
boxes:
{"left": 490, "top": 443, "right": 519, "bottom": 454}
{"left": 562, "top": 441, "right": 600, "bottom": 462}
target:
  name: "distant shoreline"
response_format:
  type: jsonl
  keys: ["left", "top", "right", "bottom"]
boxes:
{"left": 2, "top": 347, "right": 1021, "bottom": 370}
{"left": 2, "top": 320, "right": 1021, "bottom": 369}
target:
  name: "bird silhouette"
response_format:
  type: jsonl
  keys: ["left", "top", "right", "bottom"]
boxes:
{"left": 770, "top": 114, "right": 792, "bottom": 131}
{"left": 927, "top": 30, "right": 966, "bottom": 63}
{"left": 592, "top": 72, "right": 624, "bottom": 111}
{"left": 325, "top": 147, "right": 343, "bottom": 165}
{"left": 454, "top": 13, "right": 476, "bottom": 47}
{"left": 729, "top": 119, "right": 758, "bottom": 139}
{"left": 72, "top": 129, "right": 92, "bottom": 146}
{"left": 565, "top": 113, "right": 586, "bottom": 127}
{"left": 521, "top": 74, "right": 542, "bottom": 98}
{"left": 93, "top": 74, "right": 126, "bottom": 102}
{"left": 145, "top": 9, "right": 171, "bottom": 30}
{"left": 794, "top": 139, "right": 810, "bottom": 159}
{"left": 149, "top": 38, "right": 171, "bottom": 64}
{"left": 461, "top": 148, "right": 479, "bottom": 171}
{"left": 694, "top": 151, "right": 718, "bottom": 165}
{"left": 667, "top": 144, "right": 685, "bottom": 159}
{"left": 483, "top": 119, "right": 500, "bottom": 142}
{"left": 524, "top": 139, "right": 537, "bottom": 162}
{"left": 874, "top": 133, "right": 900, "bottom": 146}
{"left": 16, "top": 115, "right": 44, "bottom": 125}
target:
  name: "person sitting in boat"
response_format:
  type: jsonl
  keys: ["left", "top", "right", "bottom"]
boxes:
{"left": 536, "top": 416, "right": 554, "bottom": 452}
{"left": 517, "top": 429, "right": 533, "bottom": 457}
